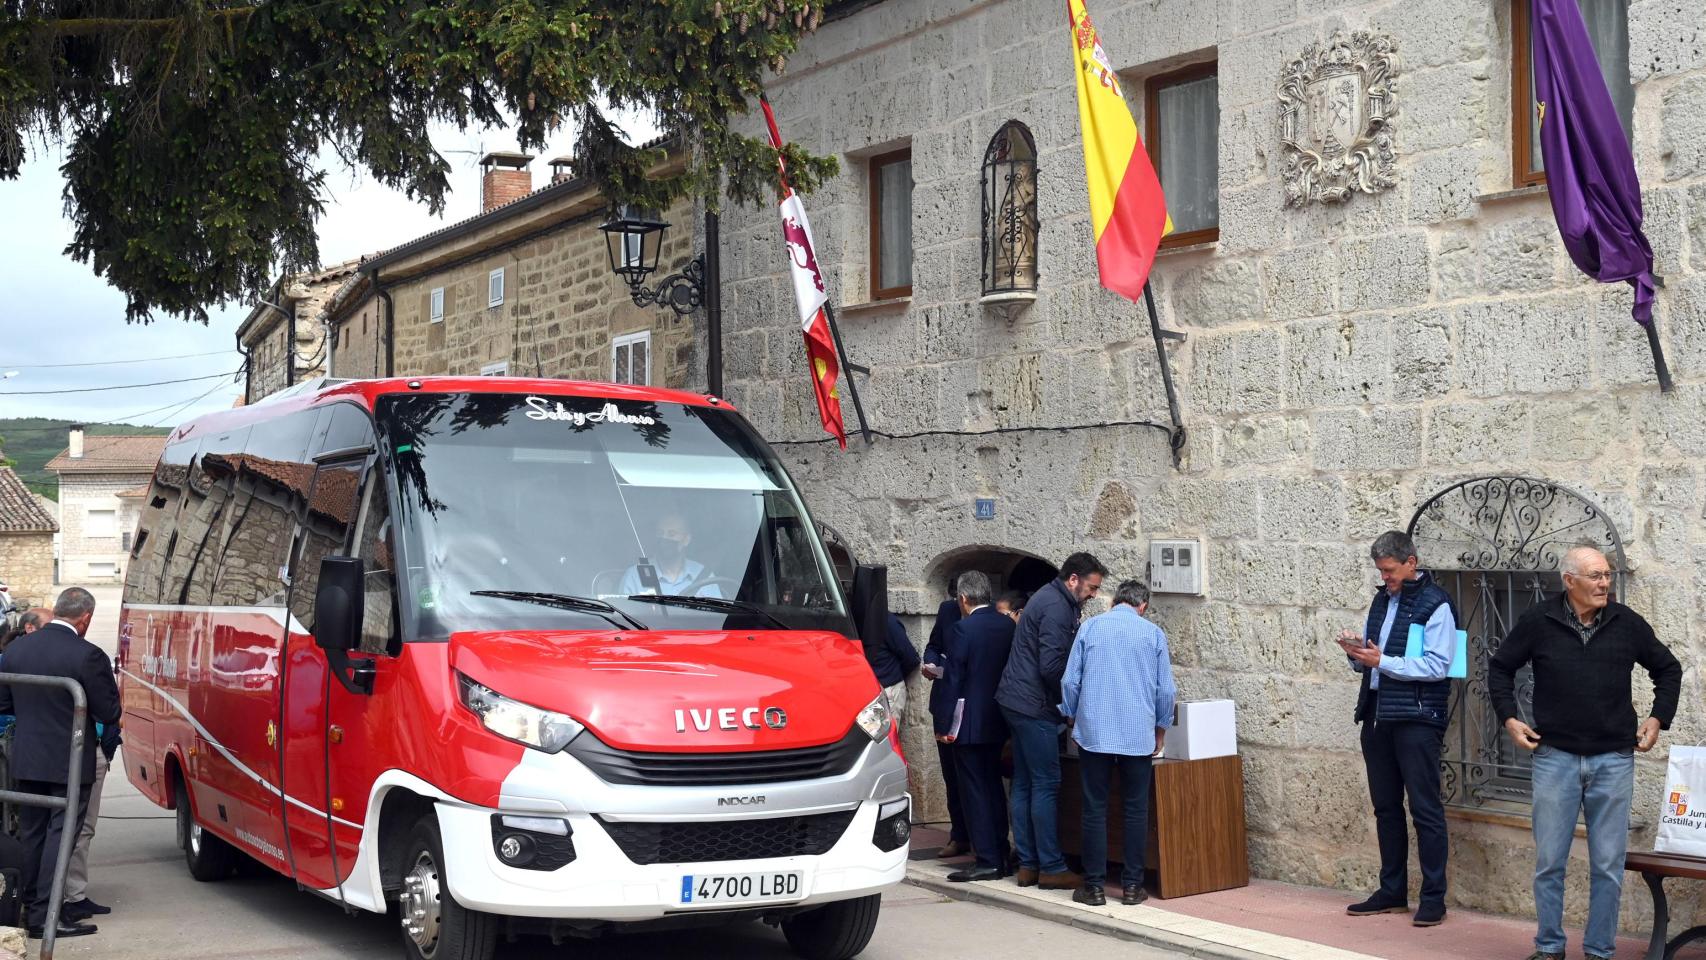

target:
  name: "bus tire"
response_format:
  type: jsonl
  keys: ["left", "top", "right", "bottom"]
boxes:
{"left": 397, "top": 814, "right": 496, "bottom": 960}
{"left": 175, "top": 776, "right": 236, "bottom": 881}
{"left": 781, "top": 894, "right": 882, "bottom": 960}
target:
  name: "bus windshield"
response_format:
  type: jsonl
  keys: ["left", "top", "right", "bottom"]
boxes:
{"left": 375, "top": 392, "right": 851, "bottom": 640}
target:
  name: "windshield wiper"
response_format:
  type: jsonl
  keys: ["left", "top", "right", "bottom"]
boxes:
{"left": 623, "top": 594, "right": 790, "bottom": 630}
{"left": 471, "top": 590, "right": 647, "bottom": 631}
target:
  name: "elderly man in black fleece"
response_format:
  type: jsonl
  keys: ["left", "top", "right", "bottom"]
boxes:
{"left": 1489, "top": 544, "right": 1681, "bottom": 960}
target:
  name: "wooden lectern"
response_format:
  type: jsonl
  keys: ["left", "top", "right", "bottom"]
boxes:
{"left": 1058, "top": 753, "right": 1249, "bottom": 898}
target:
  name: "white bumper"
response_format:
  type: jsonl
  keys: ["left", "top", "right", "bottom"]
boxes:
{"left": 434, "top": 739, "right": 910, "bottom": 920}
{"left": 437, "top": 798, "right": 907, "bottom": 919}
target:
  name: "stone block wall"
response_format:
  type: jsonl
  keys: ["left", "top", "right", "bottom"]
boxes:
{"left": 0, "top": 532, "right": 54, "bottom": 607}
{"left": 245, "top": 317, "right": 291, "bottom": 404}
{"left": 385, "top": 196, "right": 700, "bottom": 389}
{"left": 712, "top": 0, "right": 1706, "bottom": 932}
{"left": 330, "top": 297, "right": 385, "bottom": 379}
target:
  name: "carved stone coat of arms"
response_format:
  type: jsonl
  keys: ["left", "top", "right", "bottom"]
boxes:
{"left": 1278, "top": 31, "right": 1401, "bottom": 206}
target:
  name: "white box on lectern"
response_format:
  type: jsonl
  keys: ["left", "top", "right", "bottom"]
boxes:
{"left": 1163, "top": 699, "right": 1238, "bottom": 760}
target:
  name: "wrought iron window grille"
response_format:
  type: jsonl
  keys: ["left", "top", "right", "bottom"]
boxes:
{"left": 980, "top": 121, "right": 1039, "bottom": 298}
{"left": 1407, "top": 476, "right": 1628, "bottom": 815}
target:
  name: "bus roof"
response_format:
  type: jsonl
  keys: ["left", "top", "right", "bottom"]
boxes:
{"left": 168, "top": 377, "right": 733, "bottom": 444}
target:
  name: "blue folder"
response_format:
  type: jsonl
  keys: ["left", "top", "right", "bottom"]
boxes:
{"left": 1406, "top": 623, "right": 1468, "bottom": 679}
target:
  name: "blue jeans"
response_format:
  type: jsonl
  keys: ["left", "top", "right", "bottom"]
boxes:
{"left": 1530, "top": 745, "right": 1634, "bottom": 959}
{"left": 1079, "top": 749, "right": 1153, "bottom": 887}
{"left": 1003, "top": 708, "right": 1067, "bottom": 873}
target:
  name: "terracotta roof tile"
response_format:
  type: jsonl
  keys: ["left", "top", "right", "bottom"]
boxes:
{"left": 0, "top": 467, "right": 58, "bottom": 533}
{"left": 44, "top": 435, "right": 168, "bottom": 474}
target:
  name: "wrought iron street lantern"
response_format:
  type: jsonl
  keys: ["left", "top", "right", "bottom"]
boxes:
{"left": 599, "top": 209, "right": 705, "bottom": 316}
{"left": 981, "top": 121, "right": 1039, "bottom": 295}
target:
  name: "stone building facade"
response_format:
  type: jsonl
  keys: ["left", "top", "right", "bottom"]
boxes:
{"left": 326, "top": 150, "right": 699, "bottom": 391}
{"left": 44, "top": 430, "right": 165, "bottom": 584}
{"left": 0, "top": 464, "right": 58, "bottom": 607}
{"left": 238, "top": 259, "right": 368, "bottom": 404}
{"left": 704, "top": 0, "right": 1706, "bottom": 931}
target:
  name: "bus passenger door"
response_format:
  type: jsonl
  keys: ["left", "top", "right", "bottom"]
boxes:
{"left": 280, "top": 453, "right": 367, "bottom": 897}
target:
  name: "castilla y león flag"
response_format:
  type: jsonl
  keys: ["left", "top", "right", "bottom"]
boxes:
{"left": 1067, "top": 0, "right": 1171, "bottom": 302}
{"left": 761, "top": 97, "right": 847, "bottom": 449}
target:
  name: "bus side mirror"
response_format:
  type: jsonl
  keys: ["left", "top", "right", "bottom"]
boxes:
{"left": 849, "top": 564, "right": 889, "bottom": 644}
{"left": 314, "top": 556, "right": 364, "bottom": 653}
{"left": 314, "top": 556, "right": 374, "bottom": 695}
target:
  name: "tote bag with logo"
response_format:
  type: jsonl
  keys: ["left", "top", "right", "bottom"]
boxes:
{"left": 1656, "top": 744, "right": 1706, "bottom": 858}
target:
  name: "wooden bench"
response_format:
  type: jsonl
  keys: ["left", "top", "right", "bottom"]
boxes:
{"left": 1626, "top": 850, "right": 1706, "bottom": 960}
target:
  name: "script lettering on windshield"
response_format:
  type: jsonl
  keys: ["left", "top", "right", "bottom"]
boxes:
{"left": 524, "top": 396, "right": 657, "bottom": 426}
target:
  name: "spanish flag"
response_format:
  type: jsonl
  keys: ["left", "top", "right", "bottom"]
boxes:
{"left": 1068, "top": 0, "right": 1171, "bottom": 302}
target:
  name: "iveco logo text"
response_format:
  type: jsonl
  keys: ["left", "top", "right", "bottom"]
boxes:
{"left": 674, "top": 707, "right": 788, "bottom": 732}
{"left": 717, "top": 795, "right": 767, "bottom": 807}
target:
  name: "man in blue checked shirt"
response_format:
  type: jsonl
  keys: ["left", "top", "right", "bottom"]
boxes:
{"left": 1335, "top": 530, "right": 1457, "bottom": 929}
{"left": 1059, "top": 579, "right": 1175, "bottom": 907}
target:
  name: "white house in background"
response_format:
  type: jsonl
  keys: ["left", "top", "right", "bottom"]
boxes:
{"left": 45, "top": 426, "right": 165, "bottom": 585}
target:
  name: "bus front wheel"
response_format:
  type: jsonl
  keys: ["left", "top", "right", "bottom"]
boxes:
{"left": 781, "top": 894, "right": 882, "bottom": 960}
{"left": 397, "top": 814, "right": 495, "bottom": 960}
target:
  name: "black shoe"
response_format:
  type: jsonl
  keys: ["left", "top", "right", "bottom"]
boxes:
{"left": 1122, "top": 883, "right": 1148, "bottom": 905}
{"left": 1346, "top": 894, "right": 1408, "bottom": 916}
{"left": 28, "top": 919, "right": 98, "bottom": 938}
{"left": 65, "top": 897, "right": 111, "bottom": 918}
{"left": 947, "top": 865, "right": 1005, "bottom": 882}
{"left": 72, "top": 893, "right": 112, "bottom": 913}
{"left": 1412, "top": 902, "right": 1446, "bottom": 927}
{"left": 1072, "top": 884, "right": 1107, "bottom": 906}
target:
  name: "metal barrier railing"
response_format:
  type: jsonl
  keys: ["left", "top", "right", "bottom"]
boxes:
{"left": 0, "top": 673, "right": 87, "bottom": 960}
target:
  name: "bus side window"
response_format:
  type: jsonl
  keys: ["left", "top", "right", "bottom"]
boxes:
{"left": 155, "top": 441, "right": 205, "bottom": 605}
{"left": 179, "top": 427, "right": 251, "bottom": 606}
{"left": 354, "top": 474, "right": 399, "bottom": 656}
{"left": 125, "top": 441, "right": 194, "bottom": 606}
{"left": 217, "top": 409, "right": 317, "bottom": 608}
{"left": 288, "top": 460, "right": 363, "bottom": 633}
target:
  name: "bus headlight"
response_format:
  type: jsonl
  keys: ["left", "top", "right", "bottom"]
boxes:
{"left": 457, "top": 673, "right": 583, "bottom": 753}
{"left": 854, "top": 692, "right": 894, "bottom": 743}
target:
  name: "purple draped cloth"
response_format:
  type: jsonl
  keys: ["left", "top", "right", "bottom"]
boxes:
{"left": 1530, "top": 0, "right": 1656, "bottom": 323}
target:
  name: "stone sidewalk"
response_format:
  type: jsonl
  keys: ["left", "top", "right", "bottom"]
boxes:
{"left": 904, "top": 828, "right": 1706, "bottom": 960}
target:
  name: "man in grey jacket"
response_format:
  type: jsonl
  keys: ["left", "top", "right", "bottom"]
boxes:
{"left": 995, "top": 551, "right": 1106, "bottom": 890}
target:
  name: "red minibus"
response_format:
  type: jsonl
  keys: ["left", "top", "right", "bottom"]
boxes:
{"left": 117, "top": 377, "right": 908, "bottom": 960}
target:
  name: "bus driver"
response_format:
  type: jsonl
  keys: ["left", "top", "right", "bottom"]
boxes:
{"left": 620, "top": 511, "right": 723, "bottom": 598}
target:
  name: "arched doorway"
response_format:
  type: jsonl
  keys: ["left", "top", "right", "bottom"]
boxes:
{"left": 924, "top": 546, "right": 1059, "bottom": 604}
{"left": 1408, "top": 475, "right": 1628, "bottom": 815}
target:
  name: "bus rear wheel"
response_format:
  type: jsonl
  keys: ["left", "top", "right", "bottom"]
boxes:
{"left": 175, "top": 776, "right": 236, "bottom": 881}
{"left": 781, "top": 894, "right": 882, "bottom": 960}
{"left": 397, "top": 814, "right": 495, "bottom": 960}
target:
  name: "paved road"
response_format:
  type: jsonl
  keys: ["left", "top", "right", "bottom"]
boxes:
{"left": 34, "top": 586, "right": 1175, "bottom": 959}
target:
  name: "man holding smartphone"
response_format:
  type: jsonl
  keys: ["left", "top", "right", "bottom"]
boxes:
{"left": 1336, "top": 531, "right": 1457, "bottom": 929}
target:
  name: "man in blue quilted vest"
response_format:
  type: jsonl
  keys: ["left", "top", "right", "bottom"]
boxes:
{"left": 1336, "top": 530, "right": 1457, "bottom": 929}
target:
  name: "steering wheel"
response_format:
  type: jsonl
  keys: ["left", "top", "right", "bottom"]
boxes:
{"left": 679, "top": 575, "right": 743, "bottom": 599}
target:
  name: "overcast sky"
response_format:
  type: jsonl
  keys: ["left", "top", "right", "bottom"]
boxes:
{"left": 0, "top": 115, "right": 645, "bottom": 429}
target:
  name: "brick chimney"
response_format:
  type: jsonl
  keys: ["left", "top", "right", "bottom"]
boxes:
{"left": 548, "top": 156, "right": 575, "bottom": 185}
{"left": 480, "top": 152, "right": 534, "bottom": 213}
{"left": 68, "top": 424, "right": 85, "bottom": 459}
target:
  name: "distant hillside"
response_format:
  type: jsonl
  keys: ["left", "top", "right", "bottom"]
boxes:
{"left": 0, "top": 419, "right": 171, "bottom": 502}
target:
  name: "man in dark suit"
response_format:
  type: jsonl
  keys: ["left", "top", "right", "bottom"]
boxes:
{"left": 0, "top": 587, "right": 121, "bottom": 939}
{"left": 921, "top": 576, "right": 969, "bottom": 859}
{"left": 940, "top": 571, "right": 1016, "bottom": 883}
